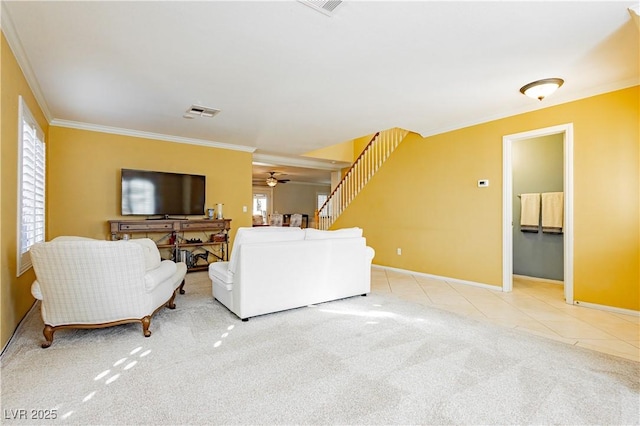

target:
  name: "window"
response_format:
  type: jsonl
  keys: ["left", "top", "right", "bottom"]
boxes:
{"left": 252, "top": 192, "right": 269, "bottom": 224}
{"left": 17, "top": 96, "right": 46, "bottom": 276}
{"left": 317, "top": 193, "right": 328, "bottom": 211}
{"left": 317, "top": 192, "right": 332, "bottom": 216}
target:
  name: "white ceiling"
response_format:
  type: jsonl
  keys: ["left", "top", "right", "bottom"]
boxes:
{"left": 3, "top": 1, "right": 638, "bottom": 183}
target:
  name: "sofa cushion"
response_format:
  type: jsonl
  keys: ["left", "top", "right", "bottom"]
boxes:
{"left": 304, "top": 227, "right": 363, "bottom": 240}
{"left": 228, "top": 227, "right": 305, "bottom": 275}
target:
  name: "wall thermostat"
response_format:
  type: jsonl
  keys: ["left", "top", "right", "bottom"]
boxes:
{"left": 478, "top": 179, "right": 489, "bottom": 187}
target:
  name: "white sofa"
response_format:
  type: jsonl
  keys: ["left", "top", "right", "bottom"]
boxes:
{"left": 29, "top": 236, "right": 187, "bottom": 347}
{"left": 208, "top": 226, "right": 375, "bottom": 320}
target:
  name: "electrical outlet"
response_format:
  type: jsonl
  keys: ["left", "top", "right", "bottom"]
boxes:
{"left": 397, "top": 248, "right": 402, "bottom": 255}
{"left": 242, "top": 206, "right": 247, "bottom": 213}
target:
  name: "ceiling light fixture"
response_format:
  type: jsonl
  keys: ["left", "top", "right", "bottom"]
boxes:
{"left": 519, "top": 78, "right": 564, "bottom": 101}
{"left": 266, "top": 173, "right": 278, "bottom": 187}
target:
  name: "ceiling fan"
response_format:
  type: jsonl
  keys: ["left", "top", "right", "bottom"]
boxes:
{"left": 266, "top": 171, "right": 290, "bottom": 187}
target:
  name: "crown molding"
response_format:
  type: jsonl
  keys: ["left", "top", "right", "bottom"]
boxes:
{"left": 1, "top": 2, "right": 53, "bottom": 122}
{"left": 50, "top": 119, "right": 257, "bottom": 153}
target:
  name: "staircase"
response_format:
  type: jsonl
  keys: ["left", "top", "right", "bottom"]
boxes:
{"left": 316, "top": 128, "right": 409, "bottom": 230}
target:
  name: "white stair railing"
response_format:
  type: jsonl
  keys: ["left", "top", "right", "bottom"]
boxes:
{"left": 316, "top": 128, "right": 409, "bottom": 230}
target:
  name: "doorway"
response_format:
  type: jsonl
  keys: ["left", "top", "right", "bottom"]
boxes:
{"left": 502, "top": 124, "right": 574, "bottom": 303}
{"left": 252, "top": 188, "right": 272, "bottom": 225}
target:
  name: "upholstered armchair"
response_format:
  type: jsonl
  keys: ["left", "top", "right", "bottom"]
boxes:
{"left": 269, "top": 213, "right": 283, "bottom": 226}
{"left": 29, "top": 236, "right": 187, "bottom": 348}
{"left": 289, "top": 213, "right": 303, "bottom": 227}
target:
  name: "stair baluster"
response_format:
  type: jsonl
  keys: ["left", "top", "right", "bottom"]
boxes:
{"left": 317, "top": 128, "right": 409, "bottom": 230}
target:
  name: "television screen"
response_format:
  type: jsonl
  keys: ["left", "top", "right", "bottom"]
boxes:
{"left": 121, "top": 169, "right": 206, "bottom": 216}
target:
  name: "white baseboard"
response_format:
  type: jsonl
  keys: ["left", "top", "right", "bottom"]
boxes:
{"left": 513, "top": 274, "right": 564, "bottom": 285}
{"left": 372, "top": 264, "right": 502, "bottom": 292}
{"left": 574, "top": 300, "right": 640, "bottom": 317}
{"left": 373, "top": 265, "right": 640, "bottom": 316}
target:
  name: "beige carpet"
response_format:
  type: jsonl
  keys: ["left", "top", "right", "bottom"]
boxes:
{"left": 1, "top": 271, "right": 638, "bottom": 425}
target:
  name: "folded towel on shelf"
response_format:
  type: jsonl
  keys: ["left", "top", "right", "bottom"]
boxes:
{"left": 542, "top": 192, "right": 564, "bottom": 234}
{"left": 520, "top": 193, "right": 540, "bottom": 233}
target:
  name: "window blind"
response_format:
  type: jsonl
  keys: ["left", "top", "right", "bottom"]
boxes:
{"left": 18, "top": 97, "right": 45, "bottom": 275}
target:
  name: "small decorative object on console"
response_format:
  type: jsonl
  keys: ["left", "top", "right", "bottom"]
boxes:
{"left": 193, "top": 250, "right": 209, "bottom": 266}
{"left": 211, "top": 233, "right": 227, "bottom": 243}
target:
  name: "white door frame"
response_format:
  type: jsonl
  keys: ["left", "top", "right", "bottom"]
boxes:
{"left": 252, "top": 186, "right": 274, "bottom": 220}
{"left": 502, "top": 123, "right": 574, "bottom": 304}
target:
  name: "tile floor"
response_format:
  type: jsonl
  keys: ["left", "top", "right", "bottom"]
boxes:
{"left": 371, "top": 267, "right": 640, "bottom": 362}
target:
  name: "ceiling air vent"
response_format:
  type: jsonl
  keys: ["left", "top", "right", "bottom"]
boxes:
{"left": 183, "top": 105, "right": 220, "bottom": 119}
{"left": 298, "top": 0, "right": 343, "bottom": 16}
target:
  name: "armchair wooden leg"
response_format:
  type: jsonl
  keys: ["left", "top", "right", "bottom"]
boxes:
{"left": 41, "top": 325, "right": 54, "bottom": 348}
{"left": 179, "top": 279, "right": 185, "bottom": 294}
{"left": 166, "top": 291, "right": 177, "bottom": 310}
{"left": 141, "top": 316, "right": 152, "bottom": 337}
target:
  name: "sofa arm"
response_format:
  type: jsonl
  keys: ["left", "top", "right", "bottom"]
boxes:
{"left": 144, "top": 260, "right": 178, "bottom": 292}
{"left": 365, "top": 246, "right": 375, "bottom": 262}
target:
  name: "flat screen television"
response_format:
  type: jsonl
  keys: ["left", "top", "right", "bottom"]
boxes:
{"left": 121, "top": 169, "right": 206, "bottom": 217}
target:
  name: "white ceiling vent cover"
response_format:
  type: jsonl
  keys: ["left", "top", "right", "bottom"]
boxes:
{"left": 298, "top": 0, "right": 343, "bottom": 16}
{"left": 184, "top": 105, "right": 220, "bottom": 118}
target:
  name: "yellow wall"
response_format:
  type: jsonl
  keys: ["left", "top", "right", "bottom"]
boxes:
{"left": 47, "top": 126, "right": 253, "bottom": 241}
{"left": 303, "top": 132, "right": 376, "bottom": 164}
{"left": 352, "top": 133, "right": 375, "bottom": 162}
{"left": 335, "top": 86, "right": 639, "bottom": 311}
{"left": 303, "top": 139, "right": 354, "bottom": 163}
{"left": 1, "top": 33, "right": 50, "bottom": 349}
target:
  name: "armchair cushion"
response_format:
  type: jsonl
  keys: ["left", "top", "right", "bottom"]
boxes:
{"left": 31, "top": 280, "right": 43, "bottom": 300}
{"left": 144, "top": 260, "right": 178, "bottom": 291}
{"left": 128, "top": 238, "right": 162, "bottom": 271}
{"left": 51, "top": 236, "right": 162, "bottom": 271}
{"left": 51, "top": 236, "right": 95, "bottom": 242}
